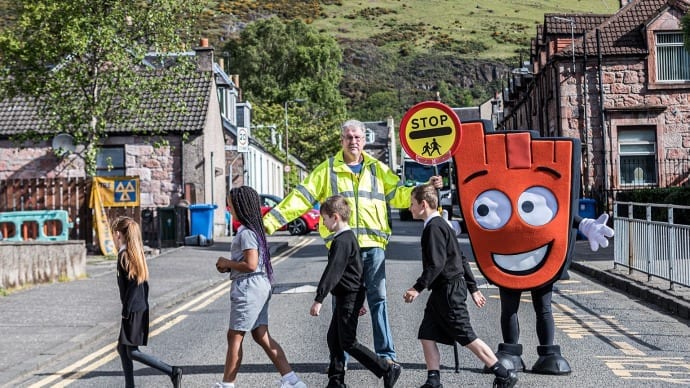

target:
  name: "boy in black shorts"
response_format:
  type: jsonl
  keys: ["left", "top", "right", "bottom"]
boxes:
{"left": 403, "top": 184, "right": 518, "bottom": 388}
{"left": 310, "top": 195, "right": 402, "bottom": 388}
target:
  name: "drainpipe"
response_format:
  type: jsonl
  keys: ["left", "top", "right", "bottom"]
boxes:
{"left": 554, "top": 61, "right": 562, "bottom": 137}
{"left": 210, "top": 151, "right": 214, "bottom": 205}
{"left": 596, "top": 29, "right": 610, "bottom": 208}
{"left": 583, "top": 30, "right": 591, "bottom": 196}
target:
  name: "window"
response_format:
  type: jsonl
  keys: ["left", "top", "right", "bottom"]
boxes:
{"left": 364, "top": 128, "right": 375, "bottom": 144}
{"left": 96, "top": 147, "right": 125, "bottom": 176}
{"left": 618, "top": 126, "right": 656, "bottom": 186}
{"left": 656, "top": 32, "right": 690, "bottom": 82}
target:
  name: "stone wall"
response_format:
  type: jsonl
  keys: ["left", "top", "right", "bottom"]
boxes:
{"left": 0, "top": 241, "right": 86, "bottom": 289}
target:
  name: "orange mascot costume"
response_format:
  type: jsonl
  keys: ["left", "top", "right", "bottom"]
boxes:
{"left": 452, "top": 122, "right": 613, "bottom": 375}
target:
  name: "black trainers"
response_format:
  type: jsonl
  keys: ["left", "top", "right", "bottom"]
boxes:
{"left": 492, "top": 370, "right": 518, "bottom": 388}
{"left": 170, "top": 366, "right": 183, "bottom": 388}
{"left": 420, "top": 382, "right": 443, "bottom": 388}
{"left": 326, "top": 377, "right": 347, "bottom": 388}
{"left": 383, "top": 363, "right": 402, "bottom": 388}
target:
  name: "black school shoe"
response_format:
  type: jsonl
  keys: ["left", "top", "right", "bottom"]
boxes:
{"left": 170, "top": 366, "right": 183, "bottom": 388}
{"left": 383, "top": 363, "right": 402, "bottom": 388}
{"left": 326, "top": 377, "right": 347, "bottom": 388}
{"left": 492, "top": 370, "right": 518, "bottom": 388}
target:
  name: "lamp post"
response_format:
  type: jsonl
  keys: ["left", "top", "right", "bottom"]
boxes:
{"left": 554, "top": 16, "right": 575, "bottom": 73}
{"left": 283, "top": 98, "right": 306, "bottom": 193}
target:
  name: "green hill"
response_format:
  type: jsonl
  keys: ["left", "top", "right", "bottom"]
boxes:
{"left": 0, "top": 1, "right": 623, "bottom": 119}
{"left": 199, "top": 0, "right": 620, "bottom": 119}
{"left": 203, "top": 0, "right": 619, "bottom": 59}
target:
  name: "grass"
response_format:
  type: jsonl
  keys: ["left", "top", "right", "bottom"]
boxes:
{"left": 311, "top": 0, "right": 620, "bottom": 59}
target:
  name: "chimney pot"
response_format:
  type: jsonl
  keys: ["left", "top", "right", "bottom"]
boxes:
{"left": 200, "top": 38, "right": 209, "bottom": 47}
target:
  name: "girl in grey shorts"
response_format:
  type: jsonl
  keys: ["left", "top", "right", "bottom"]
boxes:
{"left": 214, "top": 186, "right": 306, "bottom": 388}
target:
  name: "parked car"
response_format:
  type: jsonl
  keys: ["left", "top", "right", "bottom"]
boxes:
{"left": 230, "top": 194, "right": 320, "bottom": 236}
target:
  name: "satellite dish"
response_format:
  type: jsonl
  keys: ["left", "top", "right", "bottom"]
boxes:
{"left": 51, "top": 133, "right": 76, "bottom": 156}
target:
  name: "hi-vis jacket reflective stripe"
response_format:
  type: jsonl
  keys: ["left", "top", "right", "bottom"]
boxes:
{"left": 263, "top": 150, "right": 414, "bottom": 248}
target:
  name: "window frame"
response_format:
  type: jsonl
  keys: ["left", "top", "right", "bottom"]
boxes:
{"left": 95, "top": 147, "right": 126, "bottom": 177}
{"left": 654, "top": 32, "right": 690, "bottom": 82}
{"left": 617, "top": 127, "right": 657, "bottom": 186}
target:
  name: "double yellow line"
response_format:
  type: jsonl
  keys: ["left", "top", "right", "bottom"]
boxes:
{"left": 28, "top": 236, "right": 315, "bottom": 388}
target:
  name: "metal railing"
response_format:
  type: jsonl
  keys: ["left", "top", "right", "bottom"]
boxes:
{"left": 613, "top": 201, "right": 690, "bottom": 289}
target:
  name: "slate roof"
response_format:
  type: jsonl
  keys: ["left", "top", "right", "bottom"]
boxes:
{"left": 545, "top": 14, "right": 612, "bottom": 36}
{"left": 0, "top": 71, "right": 213, "bottom": 137}
{"left": 541, "top": 0, "right": 689, "bottom": 58}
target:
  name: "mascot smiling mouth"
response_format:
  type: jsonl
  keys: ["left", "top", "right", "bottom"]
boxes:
{"left": 492, "top": 242, "right": 552, "bottom": 274}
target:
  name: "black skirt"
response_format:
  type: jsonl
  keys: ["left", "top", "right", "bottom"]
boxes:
{"left": 119, "top": 310, "right": 149, "bottom": 346}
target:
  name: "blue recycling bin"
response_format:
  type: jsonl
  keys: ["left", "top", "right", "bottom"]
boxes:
{"left": 577, "top": 198, "right": 597, "bottom": 239}
{"left": 189, "top": 204, "right": 217, "bottom": 241}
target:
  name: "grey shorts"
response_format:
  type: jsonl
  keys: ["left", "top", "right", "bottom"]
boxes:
{"left": 229, "top": 274, "right": 271, "bottom": 332}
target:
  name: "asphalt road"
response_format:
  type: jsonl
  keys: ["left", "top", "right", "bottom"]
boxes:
{"left": 11, "top": 215, "right": 690, "bottom": 387}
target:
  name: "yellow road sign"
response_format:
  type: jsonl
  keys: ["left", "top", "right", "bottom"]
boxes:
{"left": 399, "top": 101, "right": 462, "bottom": 165}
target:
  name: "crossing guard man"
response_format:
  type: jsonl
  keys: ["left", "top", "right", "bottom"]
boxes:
{"left": 264, "top": 119, "right": 443, "bottom": 365}
{"left": 452, "top": 122, "right": 614, "bottom": 375}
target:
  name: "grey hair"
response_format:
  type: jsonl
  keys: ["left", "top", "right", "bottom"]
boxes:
{"left": 341, "top": 119, "right": 366, "bottom": 135}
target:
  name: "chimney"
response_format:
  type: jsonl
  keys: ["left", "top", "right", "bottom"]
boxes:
{"left": 232, "top": 74, "right": 242, "bottom": 101}
{"left": 194, "top": 38, "right": 214, "bottom": 72}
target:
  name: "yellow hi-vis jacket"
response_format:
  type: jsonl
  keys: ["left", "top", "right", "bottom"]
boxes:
{"left": 263, "top": 150, "right": 414, "bottom": 248}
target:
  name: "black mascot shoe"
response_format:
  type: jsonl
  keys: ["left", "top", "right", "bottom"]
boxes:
{"left": 492, "top": 370, "right": 518, "bottom": 388}
{"left": 531, "top": 344, "right": 572, "bottom": 375}
{"left": 483, "top": 343, "right": 525, "bottom": 373}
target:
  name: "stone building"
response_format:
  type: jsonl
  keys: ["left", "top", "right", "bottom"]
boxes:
{"left": 501, "top": 0, "right": 690, "bottom": 208}
{"left": 0, "top": 40, "right": 228, "bottom": 239}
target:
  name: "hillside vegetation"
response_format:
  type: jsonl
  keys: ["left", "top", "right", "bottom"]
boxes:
{"left": 199, "top": 0, "right": 619, "bottom": 119}
{"left": 203, "top": 0, "right": 619, "bottom": 59}
{"left": 0, "top": 1, "right": 622, "bottom": 120}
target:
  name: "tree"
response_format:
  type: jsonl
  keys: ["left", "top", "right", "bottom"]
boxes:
{"left": 0, "top": 0, "right": 203, "bottom": 175}
{"left": 223, "top": 17, "right": 346, "bottom": 169}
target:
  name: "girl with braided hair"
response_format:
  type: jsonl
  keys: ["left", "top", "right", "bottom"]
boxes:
{"left": 214, "top": 186, "right": 306, "bottom": 388}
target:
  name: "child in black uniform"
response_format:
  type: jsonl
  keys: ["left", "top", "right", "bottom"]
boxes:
{"left": 402, "top": 184, "right": 518, "bottom": 388}
{"left": 113, "top": 216, "right": 183, "bottom": 388}
{"left": 310, "top": 195, "right": 402, "bottom": 388}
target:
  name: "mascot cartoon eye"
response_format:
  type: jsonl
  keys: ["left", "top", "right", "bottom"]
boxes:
{"left": 473, "top": 190, "right": 511, "bottom": 230}
{"left": 517, "top": 187, "right": 558, "bottom": 226}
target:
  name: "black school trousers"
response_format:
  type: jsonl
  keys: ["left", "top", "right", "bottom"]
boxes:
{"left": 327, "top": 287, "right": 389, "bottom": 382}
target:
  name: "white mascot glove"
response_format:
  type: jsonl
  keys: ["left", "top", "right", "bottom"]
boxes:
{"left": 442, "top": 209, "right": 463, "bottom": 236}
{"left": 578, "top": 213, "right": 615, "bottom": 251}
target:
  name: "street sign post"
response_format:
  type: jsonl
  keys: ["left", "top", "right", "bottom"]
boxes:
{"left": 399, "top": 101, "right": 462, "bottom": 166}
{"left": 237, "top": 127, "right": 249, "bottom": 152}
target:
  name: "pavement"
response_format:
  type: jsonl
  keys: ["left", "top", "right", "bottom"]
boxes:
{"left": 0, "top": 234, "right": 688, "bottom": 386}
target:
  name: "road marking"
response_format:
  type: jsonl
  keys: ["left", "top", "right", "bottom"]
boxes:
{"left": 50, "top": 316, "right": 188, "bottom": 387}
{"left": 274, "top": 284, "right": 318, "bottom": 294}
{"left": 558, "top": 289, "right": 604, "bottom": 295}
{"left": 598, "top": 356, "right": 690, "bottom": 384}
{"left": 612, "top": 341, "right": 646, "bottom": 356}
{"left": 28, "top": 281, "right": 230, "bottom": 388}
{"left": 27, "top": 239, "right": 316, "bottom": 388}
{"left": 272, "top": 237, "right": 315, "bottom": 265}
{"left": 488, "top": 295, "right": 532, "bottom": 303}
{"left": 553, "top": 302, "right": 576, "bottom": 314}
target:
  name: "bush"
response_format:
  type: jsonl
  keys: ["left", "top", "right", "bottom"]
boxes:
{"left": 615, "top": 187, "right": 690, "bottom": 224}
